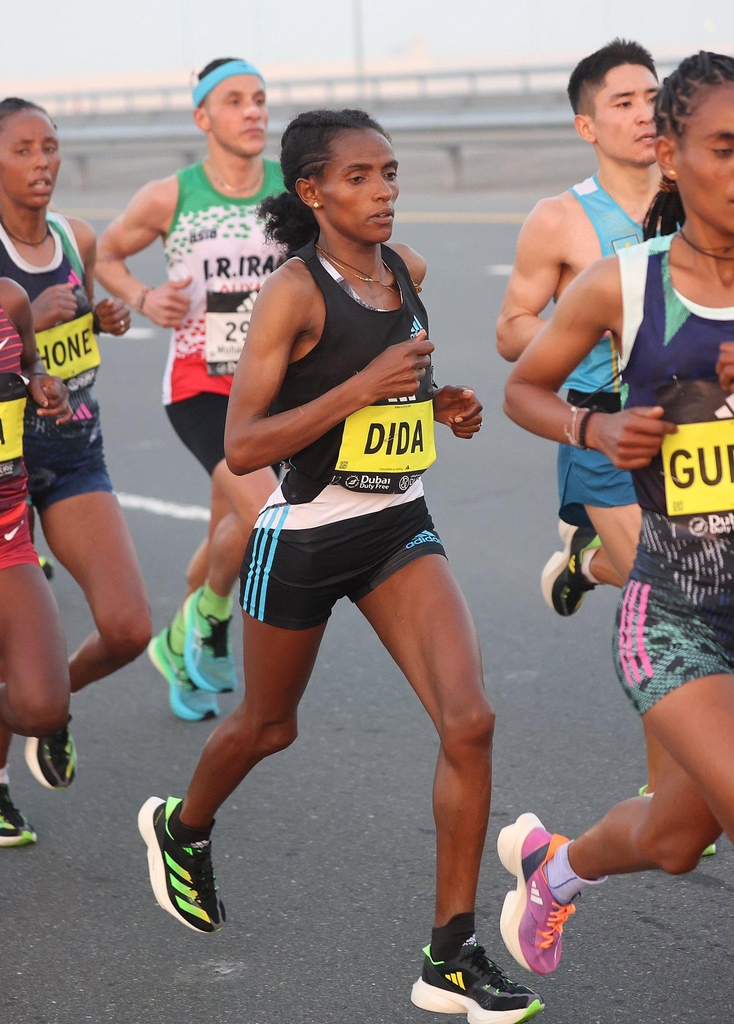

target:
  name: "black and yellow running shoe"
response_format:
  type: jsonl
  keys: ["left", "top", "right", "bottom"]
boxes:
{"left": 138, "top": 796, "right": 225, "bottom": 933}
{"left": 541, "top": 522, "right": 600, "bottom": 617}
{"left": 411, "top": 938, "right": 544, "bottom": 1022}
{"left": 24, "top": 718, "right": 77, "bottom": 790}
{"left": 39, "top": 556, "right": 55, "bottom": 581}
{"left": 0, "top": 784, "right": 37, "bottom": 847}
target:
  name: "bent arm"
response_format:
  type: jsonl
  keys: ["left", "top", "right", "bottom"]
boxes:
{"left": 95, "top": 177, "right": 177, "bottom": 305}
{"left": 496, "top": 200, "right": 567, "bottom": 362}
{"left": 224, "top": 266, "right": 375, "bottom": 475}
{"left": 503, "top": 258, "right": 622, "bottom": 442}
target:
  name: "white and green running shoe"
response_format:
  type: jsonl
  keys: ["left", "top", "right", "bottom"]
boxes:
{"left": 138, "top": 796, "right": 225, "bottom": 933}
{"left": 639, "top": 785, "right": 716, "bottom": 857}
{"left": 148, "top": 627, "right": 219, "bottom": 722}
{"left": 183, "top": 588, "right": 237, "bottom": 694}
{"left": 541, "top": 522, "right": 600, "bottom": 616}
{"left": 0, "top": 784, "right": 37, "bottom": 847}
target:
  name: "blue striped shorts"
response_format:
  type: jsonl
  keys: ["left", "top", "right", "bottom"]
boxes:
{"left": 239, "top": 496, "right": 445, "bottom": 630}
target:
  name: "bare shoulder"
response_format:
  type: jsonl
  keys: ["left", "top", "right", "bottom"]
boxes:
{"left": 521, "top": 191, "right": 581, "bottom": 240}
{"left": 388, "top": 242, "right": 427, "bottom": 285}
{"left": 125, "top": 175, "right": 179, "bottom": 230}
{"left": 260, "top": 256, "right": 319, "bottom": 301}
{"left": 0, "top": 277, "right": 30, "bottom": 324}
{"left": 251, "top": 256, "right": 320, "bottom": 326}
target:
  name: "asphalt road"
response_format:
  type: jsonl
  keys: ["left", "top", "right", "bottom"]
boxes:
{"left": 1, "top": 188, "right": 731, "bottom": 1024}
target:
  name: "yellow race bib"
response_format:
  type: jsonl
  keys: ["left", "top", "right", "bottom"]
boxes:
{"left": 36, "top": 312, "right": 100, "bottom": 382}
{"left": 331, "top": 398, "right": 436, "bottom": 493}
{"left": 662, "top": 419, "right": 734, "bottom": 516}
{"left": 0, "top": 396, "right": 26, "bottom": 463}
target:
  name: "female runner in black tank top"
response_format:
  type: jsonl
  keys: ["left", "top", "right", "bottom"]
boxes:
{"left": 0, "top": 99, "right": 151, "bottom": 813}
{"left": 137, "top": 111, "right": 544, "bottom": 1021}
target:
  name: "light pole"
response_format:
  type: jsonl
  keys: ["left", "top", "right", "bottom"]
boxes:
{"left": 353, "top": 0, "right": 365, "bottom": 97}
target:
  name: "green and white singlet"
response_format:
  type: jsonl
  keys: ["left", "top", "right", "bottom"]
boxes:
{"left": 162, "top": 159, "right": 284, "bottom": 405}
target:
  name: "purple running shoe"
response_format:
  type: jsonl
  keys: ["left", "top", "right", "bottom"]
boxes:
{"left": 497, "top": 813, "right": 576, "bottom": 975}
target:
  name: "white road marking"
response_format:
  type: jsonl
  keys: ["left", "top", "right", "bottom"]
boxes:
{"left": 116, "top": 492, "right": 209, "bottom": 522}
{"left": 485, "top": 264, "right": 514, "bottom": 275}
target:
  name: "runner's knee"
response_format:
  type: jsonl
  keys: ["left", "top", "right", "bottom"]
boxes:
{"left": 439, "top": 702, "right": 495, "bottom": 757}
{"left": 12, "top": 688, "right": 69, "bottom": 737}
{"left": 98, "top": 606, "right": 152, "bottom": 662}
{"left": 251, "top": 718, "right": 298, "bottom": 758}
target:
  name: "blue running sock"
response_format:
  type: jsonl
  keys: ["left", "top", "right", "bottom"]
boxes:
{"left": 546, "top": 840, "right": 607, "bottom": 905}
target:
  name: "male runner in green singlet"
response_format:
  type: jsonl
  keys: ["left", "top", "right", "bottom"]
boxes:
{"left": 97, "top": 59, "right": 284, "bottom": 721}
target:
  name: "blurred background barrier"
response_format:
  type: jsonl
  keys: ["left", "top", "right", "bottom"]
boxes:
{"left": 32, "top": 61, "right": 678, "bottom": 196}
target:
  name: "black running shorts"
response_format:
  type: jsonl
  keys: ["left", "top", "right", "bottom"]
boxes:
{"left": 166, "top": 393, "right": 228, "bottom": 476}
{"left": 239, "top": 496, "right": 446, "bottom": 630}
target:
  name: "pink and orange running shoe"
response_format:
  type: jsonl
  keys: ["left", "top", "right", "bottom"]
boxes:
{"left": 497, "top": 813, "right": 576, "bottom": 975}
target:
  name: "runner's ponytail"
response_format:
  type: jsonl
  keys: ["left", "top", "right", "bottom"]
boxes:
{"left": 259, "top": 108, "right": 390, "bottom": 255}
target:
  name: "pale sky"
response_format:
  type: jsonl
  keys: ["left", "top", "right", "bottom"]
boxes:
{"left": 5, "top": 0, "right": 733, "bottom": 81}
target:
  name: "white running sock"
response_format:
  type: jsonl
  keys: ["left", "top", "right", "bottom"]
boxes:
{"left": 581, "top": 548, "right": 600, "bottom": 585}
{"left": 545, "top": 840, "right": 607, "bottom": 905}
{"left": 0, "top": 766, "right": 9, "bottom": 785}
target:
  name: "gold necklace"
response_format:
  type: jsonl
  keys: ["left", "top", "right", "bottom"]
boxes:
{"left": 205, "top": 160, "right": 265, "bottom": 197}
{"left": 316, "top": 245, "right": 399, "bottom": 293}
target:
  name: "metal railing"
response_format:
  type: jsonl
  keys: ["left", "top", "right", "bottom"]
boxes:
{"left": 26, "top": 60, "right": 681, "bottom": 118}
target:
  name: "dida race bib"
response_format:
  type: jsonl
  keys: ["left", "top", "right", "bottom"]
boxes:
{"left": 0, "top": 373, "right": 27, "bottom": 467}
{"left": 36, "top": 312, "right": 100, "bottom": 384}
{"left": 331, "top": 397, "right": 436, "bottom": 493}
{"left": 658, "top": 379, "right": 734, "bottom": 537}
{"left": 205, "top": 290, "right": 257, "bottom": 376}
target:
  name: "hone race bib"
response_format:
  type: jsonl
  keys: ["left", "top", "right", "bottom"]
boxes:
{"left": 331, "top": 397, "right": 436, "bottom": 493}
{"left": 205, "top": 290, "right": 257, "bottom": 376}
{"left": 659, "top": 379, "right": 734, "bottom": 537}
{"left": 0, "top": 373, "right": 27, "bottom": 466}
{"left": 36, "top": 312, "right": 100, "bottom": 383}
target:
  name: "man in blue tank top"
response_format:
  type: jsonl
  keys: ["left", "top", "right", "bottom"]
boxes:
{"left": 497, "top": 39, "right": 659, "bottom": 618}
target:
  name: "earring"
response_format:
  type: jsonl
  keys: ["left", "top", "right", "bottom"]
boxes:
{"left": 312, "top": 201, "right": 320, "bottom": 208}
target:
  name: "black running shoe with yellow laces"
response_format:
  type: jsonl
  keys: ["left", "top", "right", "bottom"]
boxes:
{"left": 411, "top": 938, "right": 544, "bottom": 1023}
{"left": 24, "top": 718, "right": 77, "bottom": 790}
{"left": 541, "top": 522, "right": 600, "bottom": 617}
{"left": 0, "top": 784, "right": 37, "bottom": 847}
{"left": 138, "top": 796, "right": 225, "bottom": 933}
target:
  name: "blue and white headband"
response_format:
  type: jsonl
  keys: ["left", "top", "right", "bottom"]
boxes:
{"left": 192, "top": 60, "right": 266, "bottom": 107}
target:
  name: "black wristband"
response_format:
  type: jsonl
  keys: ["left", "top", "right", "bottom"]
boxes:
{"left": 577, "top": 409, "right": 598, "bottom": 450}
{"left": 92, "top": 311, "right": 102, "bottom": 334}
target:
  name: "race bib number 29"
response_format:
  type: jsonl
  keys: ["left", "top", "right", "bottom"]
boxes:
{"left": 205, "top": 290, "right": 257, "bottom": 376}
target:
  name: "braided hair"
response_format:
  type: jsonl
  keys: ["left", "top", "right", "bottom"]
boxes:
{"left": 258, "top": 108, "right": 390, "bottom": 255}
{"left": 644, "top": 51, "right": 734, "bottom": 238}
{"left": 0, "top": 96, "right": 54, "bottom": 131}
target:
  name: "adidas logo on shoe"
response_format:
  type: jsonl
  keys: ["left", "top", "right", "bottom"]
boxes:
{"left": 530, "top": 880, "right": 544, "bottom": 906}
